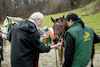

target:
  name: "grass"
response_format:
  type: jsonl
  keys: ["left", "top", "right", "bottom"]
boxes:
{"left": 0, "top": 25, "right": 3, "bottom": 27}
{"left": 0, "top": 0, "right": 100, "bottom": 50}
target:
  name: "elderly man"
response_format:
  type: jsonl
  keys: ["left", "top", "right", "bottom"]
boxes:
{"left": 8, "top": 12, "right": 62, "bottom": 67}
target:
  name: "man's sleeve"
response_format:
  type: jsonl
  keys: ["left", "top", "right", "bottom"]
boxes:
{"left": 31, "top": 29, "right": 51, "bottom": 53}
{"left": 63, "top": 33, "right": 75, "bottom": 67}
{"left": 93, "top": 32, "right": 100, "bottom": 44}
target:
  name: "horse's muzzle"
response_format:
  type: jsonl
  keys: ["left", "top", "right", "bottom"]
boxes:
{"left": 53, "top": 39, "right": 59, "bottom": 44}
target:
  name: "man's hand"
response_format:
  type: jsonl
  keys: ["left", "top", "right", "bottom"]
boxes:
{"left": 50, "top": 42, "right": 63, "bottom": 49}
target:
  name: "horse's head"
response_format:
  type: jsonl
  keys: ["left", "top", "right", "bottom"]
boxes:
{"left": 2, "top": 16, "right": 11, "bottom": 40}
{"left": 51, "top": 16, "right": 69, "bottom": 44}
{"left": 2, "top": 16, "right": 23, "bottom": 40}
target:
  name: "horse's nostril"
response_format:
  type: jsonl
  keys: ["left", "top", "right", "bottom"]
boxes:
{"left": 53, "top": 39, "right": 59, "bottom": 44}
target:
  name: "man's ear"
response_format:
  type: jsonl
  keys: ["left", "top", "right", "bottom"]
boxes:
{"left": 35, "top": 18, "right": 38, "bottom": 21}
{"left": 36, "top": 18, "right": 40, "bottom": 22}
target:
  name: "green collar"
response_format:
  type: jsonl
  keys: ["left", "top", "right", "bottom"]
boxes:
{"left": 8, "top": 21, "right": 11, "bottom": 31}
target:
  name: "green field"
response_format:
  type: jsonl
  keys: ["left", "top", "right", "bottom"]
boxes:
{"left": 0, "top": 0, "right": 100, "bottom": 50}
{"left": 0, "top": 25, "right": 2, "bottom": 27}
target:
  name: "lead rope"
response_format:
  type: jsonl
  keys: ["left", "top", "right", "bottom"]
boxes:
{"left": 59, "top": 22, "right": 64, "bottom": 66}
{"left": 55, "top": 48, "right": 58, "bottom": 67}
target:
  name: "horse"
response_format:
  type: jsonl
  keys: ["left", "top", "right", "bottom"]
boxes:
{"left": 2, "top": 16, "right": 23, "bottom": 40}
{"left": 51, "top": 16, "right": 67, "bottom": 67}
{"left": 51, "top": 16, "right": 94, "bottom": 67}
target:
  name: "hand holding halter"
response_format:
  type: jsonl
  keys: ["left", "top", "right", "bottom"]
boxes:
{"left": 50, "top": 42, "right": 63, "bottom": 49}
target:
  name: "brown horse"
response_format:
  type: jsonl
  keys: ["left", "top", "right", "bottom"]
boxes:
{"left": 51, "top": 16, "right": 67, "bottom": 66}
{"left": 51, "top": 16, "right": 94, "bottom": 67}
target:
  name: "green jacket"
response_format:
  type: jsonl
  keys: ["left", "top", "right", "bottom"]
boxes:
{"left": 64, "top": 23, "right": 94, "bottom": 67}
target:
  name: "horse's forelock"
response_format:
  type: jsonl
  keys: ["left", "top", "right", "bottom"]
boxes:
{"left": 55, "top": 18, "right": 59, "bottom": 21}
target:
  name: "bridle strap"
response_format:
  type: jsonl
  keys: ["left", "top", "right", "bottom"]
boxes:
{"left": 54, "top": 32, "right": 60, "bottom": 37}
{"left": 0, "top": 31, "right": 8, "bottom": 35}
{"left": 59, "top": 22, "right": 64, "bottom": 42}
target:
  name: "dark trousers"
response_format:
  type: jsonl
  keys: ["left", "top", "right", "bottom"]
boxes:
{"left": 0, "top": 59, "right": 1, "bottom": 67}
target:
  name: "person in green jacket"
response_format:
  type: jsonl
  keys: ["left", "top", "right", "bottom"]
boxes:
{"left": 63, "top": 13, "right": 100, "bottom": 67}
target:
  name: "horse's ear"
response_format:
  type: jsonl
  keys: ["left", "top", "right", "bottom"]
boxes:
{"left": 63, "top": 15, "right": 64, "bottom": 19}
{"left": 7, "top": 17, "right": 9, "bottom": 21}
{"left": 51, "top": 17, "right": 55, "bottom": 22}
{"left": 61, "top": 15, "right": 65, "bottom": 21}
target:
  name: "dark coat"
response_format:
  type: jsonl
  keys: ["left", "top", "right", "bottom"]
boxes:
{"left": 9, "top": 19, "right": 50, "bottom": 67}
{"left": 0, "top": 36, "right": 3, "bottom": 61}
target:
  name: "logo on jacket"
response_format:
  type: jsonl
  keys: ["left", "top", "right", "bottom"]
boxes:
{"left": 84, "top": 31, "right": 91, "bottom": 41}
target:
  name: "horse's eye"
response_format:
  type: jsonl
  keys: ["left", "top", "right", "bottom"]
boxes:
{"left": 60, "top": 25, "right": 62, "bottom": 27}
{"left": 5, "top": 25, "right": 8, "bottom": 27}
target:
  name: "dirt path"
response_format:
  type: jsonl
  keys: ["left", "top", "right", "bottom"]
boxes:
{"left": 1, "top": 44, "right": 100, "bottom": 67}
{"left": 39, "top": 49, "right": 100, "bottom": 67}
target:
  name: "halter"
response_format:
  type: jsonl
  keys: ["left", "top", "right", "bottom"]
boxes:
{"left": 0, "top": 31, "right": 8, "bottom": 35}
